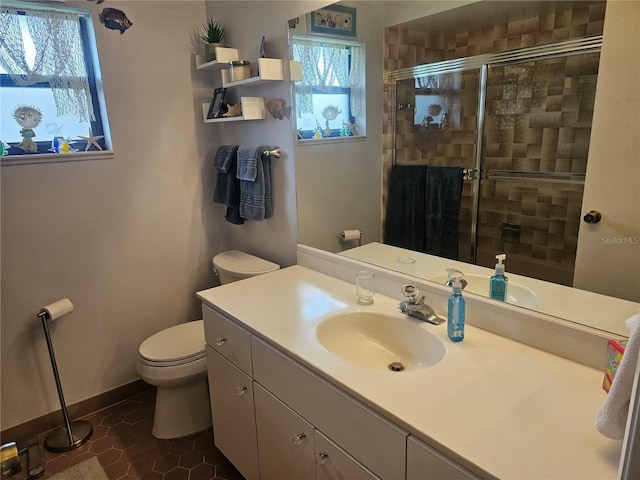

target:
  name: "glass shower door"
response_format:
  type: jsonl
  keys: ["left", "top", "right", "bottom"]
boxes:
{"left": 477, "top": 52, "right": 600, "bottom": 285}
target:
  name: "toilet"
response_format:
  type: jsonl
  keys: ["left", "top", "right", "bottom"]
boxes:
{"left": 137, "top": 250, "right": 279, "bottom": 439}
{"left": 213, "top": 249, "right": 280, "bottom": 284}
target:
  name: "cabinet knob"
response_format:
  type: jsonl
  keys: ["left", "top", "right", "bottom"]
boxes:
{"left": 215, "top": 336, "right": 227, "bottom": 346}
{"left": 316, "top": 452, "right": 328, "bottom": 464}
{"left": 292, "top": 433, "right": 306, "bottom": 445}
{"left": 235, "top": 385, "right": 248, "bottom": 396}
{"left": 583, "top": 210, "right": 602, "bottom": 224}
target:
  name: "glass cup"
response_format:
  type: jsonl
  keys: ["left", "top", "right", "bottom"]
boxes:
{"left": 356, "top": 271, "right": 375, "bottom": 305}
{"left": 396, "top": 257, "right": 416, "bottom": 275}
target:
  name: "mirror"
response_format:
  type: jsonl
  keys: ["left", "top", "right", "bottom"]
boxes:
{"left": 291, "top": 0, "right": 640, "bottom": 337}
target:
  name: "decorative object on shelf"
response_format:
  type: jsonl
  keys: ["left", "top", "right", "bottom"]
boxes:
{"left": 322, "top": 105, "right": 342, "bottom": 121}
{"left": 309, "top": 4, "right": 356, "bottom": 37}
{"left": 0, "top": 140, "right": 9, "bottom": 156}
{"left": 288, "top": 17, "right": 299, "bottom": 29}
{"left": 207, "top": 88, "right": 228, "bottom": 119}
{"left": 266, "top": 98, "right": 288, "bottom": 120}
{"left": 228, "top": 61, "right": 251, "bottom": 82}
{"left": 50, "top": 126, "right": 77, "bottom": 154}
{"left": 12, "top": 105, "right": 42, "bottom": 153}
{"left": 342, "top": 119, "right": 356, "bottom": 136}
{"left": 199, "top": 18, "right": 225, "bottom": 62}
{"left": 259, "top": 35, "right": 266, "bottom": 58}
{"left": 223, "top": 103, "right": 242, "bottom": 118}
{"left": 50, "top": 137, "right": 70, "bottom": 154}
{"left": 100, "top": 8, "right": 132, "bottom": 34}
{"left": 77, "top": 127, "right": 104, "bottom": 151}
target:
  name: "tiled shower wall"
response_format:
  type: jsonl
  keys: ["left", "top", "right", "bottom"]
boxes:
{"left": 383, "top": 2, "right": 606, "bottom": 285}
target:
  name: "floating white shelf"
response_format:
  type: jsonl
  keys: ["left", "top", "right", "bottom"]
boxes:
{"left": 195, "top": 47, "right": 239, "bottom": 70}
{"left": 202, "top": 97, "right": 265, "bottom": 123}
{"left": 221, "top": 58, "right": 284, "bottom": 88}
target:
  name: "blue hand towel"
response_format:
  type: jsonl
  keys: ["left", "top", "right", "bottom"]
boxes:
{"left": 237, "top": 145, "right": 266, "bottom": 181}
{"left": 213, "top": 145, "right": 244, "bottom": 224}
{"left": 214, "top": 145, "right": 239, "bottom": 173}
{"left": 239, "top": 152, "right": 272, "bottom": 221}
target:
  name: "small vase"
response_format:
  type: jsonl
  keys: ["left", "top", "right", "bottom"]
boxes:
{"left": 205, "top": 43, "right": 224, "bottom": 62}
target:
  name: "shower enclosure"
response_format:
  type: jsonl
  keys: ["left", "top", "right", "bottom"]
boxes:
{"left": 387, "top": 35, "right": 602, "bottom": 286}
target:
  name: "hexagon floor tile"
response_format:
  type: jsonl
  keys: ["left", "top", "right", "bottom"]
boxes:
{"left": 13, "top": 390, "right": 244, "bottom": 480}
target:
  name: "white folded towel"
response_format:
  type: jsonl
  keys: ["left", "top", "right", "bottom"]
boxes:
{"left": 595, "top": 312, "right": 640, "bottom": 439}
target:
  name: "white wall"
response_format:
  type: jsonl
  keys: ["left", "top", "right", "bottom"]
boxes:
{"left": 574, "top": 1, "right": 640, "bottom": 302}
{"left": 0, "top": 1, "right": 226, "bottom": 430}
{"left": 382, "top": 0, "right": 478, "bottom": 27}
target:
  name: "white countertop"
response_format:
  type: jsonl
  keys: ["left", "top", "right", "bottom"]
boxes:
{"left": 197, "top": 265, "right": 622, "bottom": 480}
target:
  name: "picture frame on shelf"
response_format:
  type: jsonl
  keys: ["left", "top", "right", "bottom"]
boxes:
{"left": 309, "top": 5, "right": 356, "bottom": 37}
{"left": 207, "top": 88, "right": 227, "bottom": 119}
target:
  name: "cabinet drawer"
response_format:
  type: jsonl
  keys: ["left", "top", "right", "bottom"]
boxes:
{"left": 251, "top": 337, "right": 407, "bottom": 480}
{"left": 203, "top": 305, "right": 252, "bottom": 375}
{"left": 407, "top": 436, "right": 481, "bottom": 480}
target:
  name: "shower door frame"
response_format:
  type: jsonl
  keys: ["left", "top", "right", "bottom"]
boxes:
{"left": 388, "top": 35, "right": 603, "bottom": 264}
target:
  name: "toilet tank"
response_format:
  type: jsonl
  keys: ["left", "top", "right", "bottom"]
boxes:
{"left": 213, "top": 250, "right": 280, "bottom": 284}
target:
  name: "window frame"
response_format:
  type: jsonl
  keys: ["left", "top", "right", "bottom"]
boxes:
{"left": 291, "top": 34, "right": 365, "bottom": 145}
{"left": 0, "top": 2, "right": 112, "bottom": 166}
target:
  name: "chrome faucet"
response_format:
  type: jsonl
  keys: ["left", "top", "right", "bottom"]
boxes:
{"left": 444, "top": 268, "right": 468, "bottom": 290}
{"left": 397, "top": 285, "right": 445, "bottom": 325}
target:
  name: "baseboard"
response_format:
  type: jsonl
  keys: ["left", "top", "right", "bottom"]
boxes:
{"left": 0, "top": 379, "right": 152, "bottom": 446}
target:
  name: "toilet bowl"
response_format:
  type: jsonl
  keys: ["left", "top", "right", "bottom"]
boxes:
{"left": 137, "top": 320, "right": 211, "bottom": 439}
{"left": 138, "top": 251, "right": 279, "bottom": 439}
{"left": 213, "top": 250, "right": 280, "bottom": 284}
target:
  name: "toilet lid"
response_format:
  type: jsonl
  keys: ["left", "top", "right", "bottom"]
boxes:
{"left": 139, "top": 320, "right": 205, "bottom": 364}
{"left": 213, "top": 250, "right": 280, "bottom": 275}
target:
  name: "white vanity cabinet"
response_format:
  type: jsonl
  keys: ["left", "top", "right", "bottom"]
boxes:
{"left": 206, "top": 348, "right": 259, "bottom": 480}
{"left": 254, "top": 382, "right": 379, "bottom": 480}
{"left": 250, "top": 337, "right": 407, "bottom": 479}
{"left": 407, "top": 436, "right": 481, "bottom": 480}
{"left": 204, "top": 306, "right": 259, "bottom": 480}
{"left": 203, "top": 304, "right": 483, "bottom": 480}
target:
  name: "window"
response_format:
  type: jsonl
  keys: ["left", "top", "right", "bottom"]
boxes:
{"left": 291, "top": 35, "right": 365, "bottom": 141}
{"left": 0, "top": 2, "right": 110, "bottom": 163}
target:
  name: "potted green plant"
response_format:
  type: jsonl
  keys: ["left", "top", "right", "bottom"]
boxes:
{"left": 200, "top": 18, "right": 226, "bottom": 62}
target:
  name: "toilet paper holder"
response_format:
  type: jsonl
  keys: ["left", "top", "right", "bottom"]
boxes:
{"left": 37, "top": 299, "right": 93, "bottom": 452}
{"left": 340, "top": 230, "right": 364, "bottom": 246}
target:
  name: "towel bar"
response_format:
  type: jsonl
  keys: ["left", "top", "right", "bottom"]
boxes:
{"left": 263, "top": 147, "right": 281, "bottom": 158}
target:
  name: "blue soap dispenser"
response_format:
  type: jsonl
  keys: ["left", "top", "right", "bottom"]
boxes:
{"left": 447, "top": 272, "right": 465, "bottom": 342}
{"left": 489, "top": 253, "right": 509, "bottom": 302}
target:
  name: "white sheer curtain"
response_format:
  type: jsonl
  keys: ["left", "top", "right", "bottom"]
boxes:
{"left": 292, "top": 38, "right": 363, "bottom": 118}
{"left": 0, "top": 5, "right": 95, "bottom": 122}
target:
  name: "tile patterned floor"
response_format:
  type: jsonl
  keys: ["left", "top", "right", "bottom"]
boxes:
{"left": 14, "top": 389, "right": 244, "bottom": 480}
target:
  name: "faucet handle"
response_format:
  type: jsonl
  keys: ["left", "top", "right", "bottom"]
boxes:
{"left": 401, "top": 284, "right": 422, "bottom": 303}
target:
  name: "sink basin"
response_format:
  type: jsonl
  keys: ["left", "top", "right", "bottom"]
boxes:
{"left": 429, "top": 273, "right": 539, "bottom": 308}
{"left": 316, "top": 311, "right": 446, "bottom": 372}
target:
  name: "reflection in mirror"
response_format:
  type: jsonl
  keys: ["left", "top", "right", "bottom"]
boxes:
{"left": 293, "top": 0, "right": 640, "bottom": 337}
{"left": 290, "top": 35, "right": 366, "bottom": 141}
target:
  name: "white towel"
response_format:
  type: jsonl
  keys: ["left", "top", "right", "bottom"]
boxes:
{"left": 595, "top": 312, "right": 640, "bottom": 439}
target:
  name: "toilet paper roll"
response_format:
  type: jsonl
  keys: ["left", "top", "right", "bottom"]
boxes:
{"left": 341, "top": 230, "right": 362, "bottom": 242}
{"left": 40, "top": 298, "right": 74, "bottom": 321}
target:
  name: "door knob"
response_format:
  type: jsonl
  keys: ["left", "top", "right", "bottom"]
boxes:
{"left": 583, "top": 210, "right": 601, "bottom": 224}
